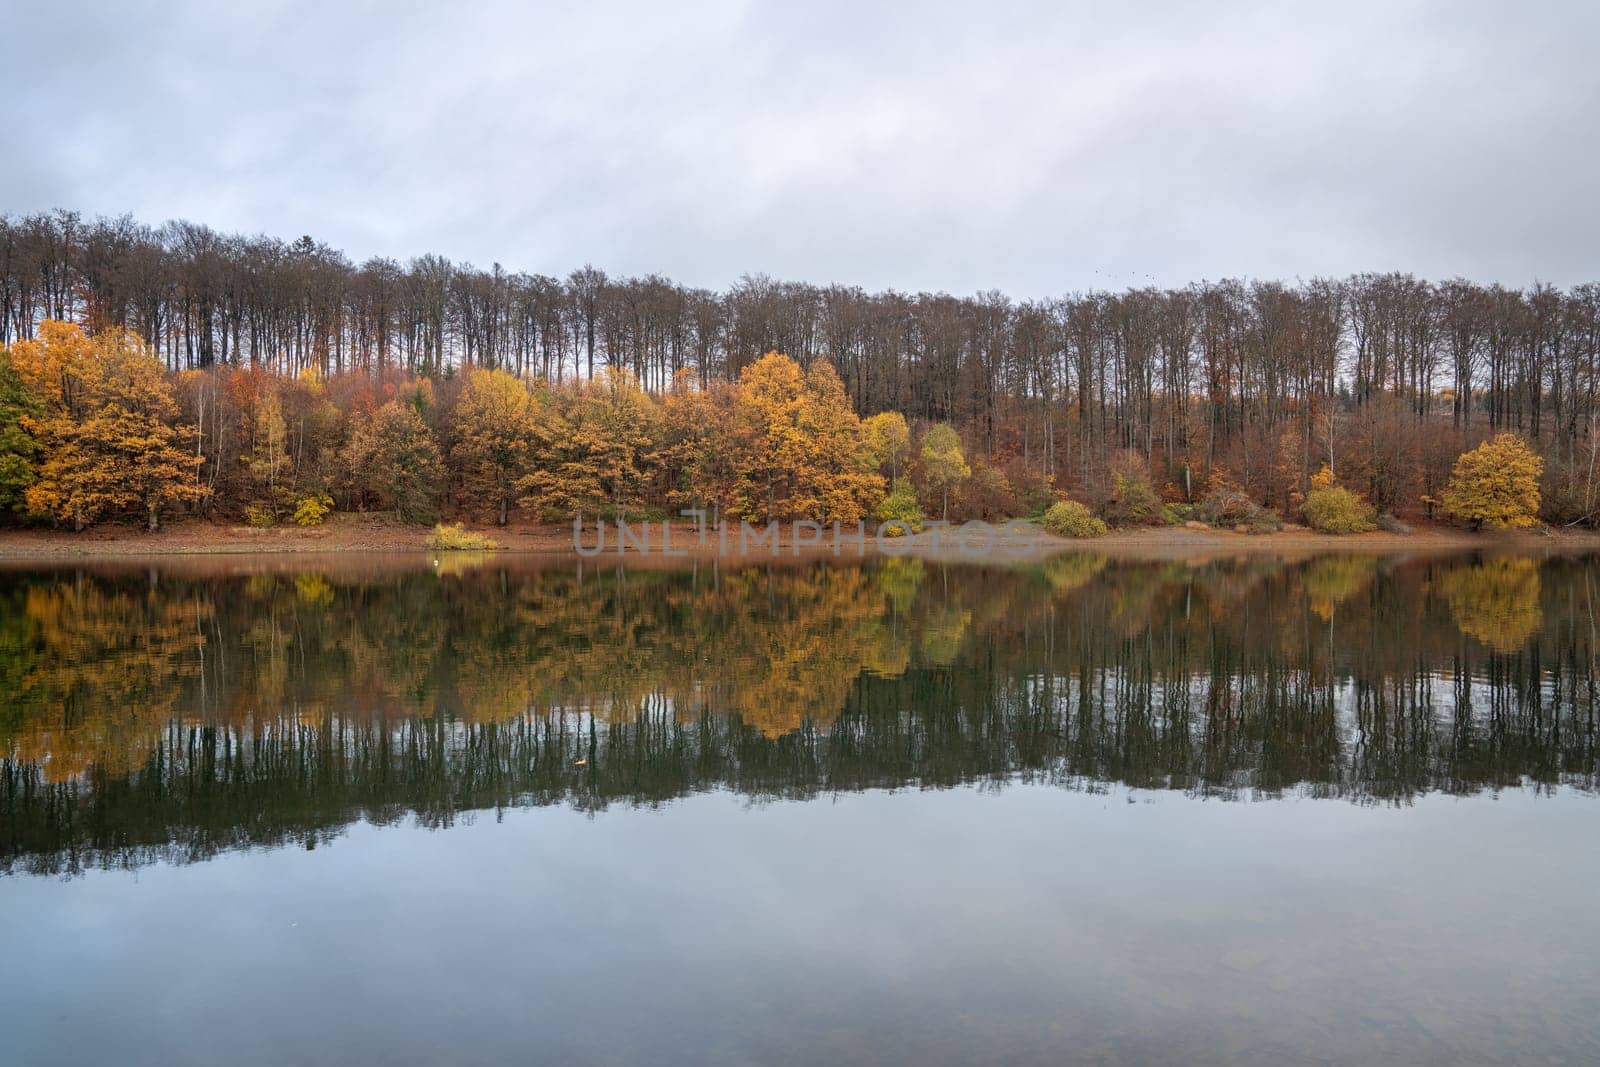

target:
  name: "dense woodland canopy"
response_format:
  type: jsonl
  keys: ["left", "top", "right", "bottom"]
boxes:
{"left": 2, "top": 208, "right": 1598, "bottom": 527}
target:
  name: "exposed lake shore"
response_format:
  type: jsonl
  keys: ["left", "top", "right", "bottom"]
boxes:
{"left": 2, "top": 514, "right": 1597, "bottom": 564}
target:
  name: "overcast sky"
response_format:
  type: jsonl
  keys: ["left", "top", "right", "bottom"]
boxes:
{"left": 8, "top": 0, "right": 1597, "bottom": 295}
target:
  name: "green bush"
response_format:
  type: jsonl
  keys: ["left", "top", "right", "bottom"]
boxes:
{"left": 1099, "top": 456, "right": 1163, "bottom": 527}
{"left": 1012, "top": 469, "right": 1058, "bottom": 519}
{"left": 1302, "top": 485, "right": 1377, "bottom": 534}
{"left": 293, "top": 493, "right": 334, "bottom": 526}
{"left": 1041, "top": 500, "right": 1108, "bottom": 538}
{"left": 875, "top": 477, "right": 924, "bottom": 534}
{"left": 243, "top": 503, "right": 276, "bottom": 527}
{"left": 426, "top": 522, "right": 499, "bottom": 551}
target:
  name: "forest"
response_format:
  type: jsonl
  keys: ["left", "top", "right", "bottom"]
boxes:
{"left": 0, "top": 208, "right": 1597, "bottom": 530}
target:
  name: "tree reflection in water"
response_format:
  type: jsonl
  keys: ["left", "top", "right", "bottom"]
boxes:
{"left": 2, "top": 551, "right": 1596, "bottom": 874}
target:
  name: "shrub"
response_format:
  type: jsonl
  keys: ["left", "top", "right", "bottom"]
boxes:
{"left": 1241, "top": 512, "right": 1283, "bottom": 534}
{"left": 1303, "top": 485, "right": 1378, "bottom": 534}
{"left": 1159, "top": 503, "right": 1193, "bottom": 526}
{"left": 1099, "top": 454, "right": 1162, "bottom": 527}
{"left": 243, "top": 503, "right": 276, "bottom": 527}
{"left": 293, "top": 493, "right": 334, "bottom": 526}
{"left": 1041, "top": 500, "right": 1108, "bottom": 538}
{"left": 426, "top": 522, "right": 499, "bottom": 551}
{"left": 1005, "top": 465, "right": 1057, "bottom": 519}
{"left": 875, "top": 477, "right": 924, "bottom": 535}
{"left": 1197, "top": 485, "right": 1271, "bottom": 527}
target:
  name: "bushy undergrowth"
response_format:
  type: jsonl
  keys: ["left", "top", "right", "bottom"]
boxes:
{"left": 1041, "top": 500, "right": 1108, "bottom": 538}
{"left": 875, "top": 477, "right": 923, "bottom": 535}
{"left": 426, "top": 522, "right": 499, "bottom": 551}
{"left": 293, "top": 493, "right": 333, "bottom": 526}
{"left": 1197, "top": 485, "right": 1279, "bottom": 530}
{"left": 1302, "top": 485, "right": 1377, "bottom": 533}
{"left": 1099, "top": 456, "right": 1163, "bottom": 527}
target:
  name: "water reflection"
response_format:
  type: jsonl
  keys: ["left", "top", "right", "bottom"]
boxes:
{"left": 2, "top": 552, "right": 1597, "bottom": 874}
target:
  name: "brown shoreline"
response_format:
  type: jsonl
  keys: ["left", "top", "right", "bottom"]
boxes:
{"left": 1, "top": 515, "right": 1597, "bottom": 566}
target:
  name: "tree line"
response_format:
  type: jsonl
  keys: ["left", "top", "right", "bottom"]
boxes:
{"left": 2, "top": 208, "right": 1598, "bottom": 528}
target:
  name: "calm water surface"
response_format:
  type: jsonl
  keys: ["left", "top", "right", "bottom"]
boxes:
{"left": 2, "top": 551, "right": 1597, "bottom": 1065}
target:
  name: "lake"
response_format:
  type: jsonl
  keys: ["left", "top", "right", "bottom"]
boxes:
{"left": 2, "top": 551, "right": 1597, "bottom": 1065}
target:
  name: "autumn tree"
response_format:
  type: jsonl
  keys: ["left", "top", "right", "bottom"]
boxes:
{"left": 280, "top": 368, "right": 345, "bottom": 509}
{"left": 344, "top": 398, "right": 444, "bottom": 523}
{"left": 1100, "top": 451, "right": 1162, "bottom": 527}
{"left": 792, "top": 360, "right": 882, "bottom": 522}
{"left": 242, "top": 378, "right": 290, "bottom": 520}
{"left": 653, "top": 370, "right": 722, "bottom": 517}
{"left": 11, "top": 321, "right": 204, "bottom": 530}
{"left": 519, "top": 368, "right": 656, "bottom": 521}
{"left": 730, "top": 352, "right": 881, "bottom": 522}
{"left": 919, "top": 423, "right": 969, "bottom": 522}
{"left": 862, "top": 411, "right": 911, "bottom": 479}
{"left": 451, "top": 368, "right": 547, "bottom": 524}
{"left": 1442, "top": 434, "right": 1542, "bottom": 530}
{"left": 653, "top": 373, "right": 761, "bottom": 524}
{"left": 731, "top": 351, "right": 808, "bottom": 521}
{"left": 875, "top": 477, "right": 922, "bottom": 532}
{"left": 0, "top": 350, "right": 41, "bottom": 511}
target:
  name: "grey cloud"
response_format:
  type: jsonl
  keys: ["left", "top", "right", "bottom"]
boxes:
{"left": 6, "top": 0, "right": 1596, "bottom": 295}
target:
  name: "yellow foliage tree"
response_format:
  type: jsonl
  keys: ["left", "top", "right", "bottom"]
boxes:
{"left": 861, "top": 411, "right": 911, "bottom": 479}
{"left": 919, "top": 422, "right": 970, "bottom": 521}
{"left": 452, "top": 368, "right": 548, "bottom": 525}
{"left": 1442, "top": 434, "right": 1543, "bottom": 529}
{"left": 519, "top": 368, "right": 656, "bottom": 521}
{"left": 794, "top": 360, "right": 883, "bottom": 522}
{"left": 11, "top": 321, "right": 205, "bottom": 530}
{"left": 732, "top": 352, "right": 808, "bottom": 521}
{"left": 730, "top": 353, "right": 882, "bottom": 523}
{"left": 243, "top": 381, "right": 290, "bottom": 518}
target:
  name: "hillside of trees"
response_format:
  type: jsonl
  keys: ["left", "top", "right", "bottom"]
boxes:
{"left": 1, "top": 208, "right": 1597, "bottom": 530}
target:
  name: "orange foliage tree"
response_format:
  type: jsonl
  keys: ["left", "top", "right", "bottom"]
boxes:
{"left": 519, "top": 368, "right": 657, "bottom": 521}
{"left": 10, "top": 321, "right": 205, "bottom": 530}
{"left": 731, "top": 352, "right": 882, "bottom": 523}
